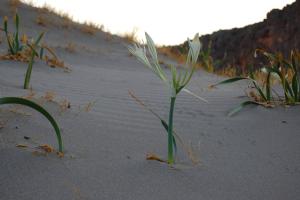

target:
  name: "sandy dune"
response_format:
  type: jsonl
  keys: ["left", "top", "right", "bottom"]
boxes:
{"left": 0, "top": 1, "right": 299, "bottom": 200}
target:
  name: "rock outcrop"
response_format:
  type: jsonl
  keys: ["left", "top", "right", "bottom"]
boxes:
{"left": 170, "top": 0, "right": 300, "bottom": 73}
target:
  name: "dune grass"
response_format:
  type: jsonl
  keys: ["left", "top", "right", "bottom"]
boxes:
{"left": 211, "top": 49, "right": 300, "bottom": 116}
{"left": 129, "top": 33, "right": 204, "bottom": 164}
{"left": 1, "top": 13, "right": 68, "bottom": 88}
{"left": 2, "top": 13, "right": 24, "bottom": 55}
{"left": 24, "top": 32, "right": 44, "bottom": 89}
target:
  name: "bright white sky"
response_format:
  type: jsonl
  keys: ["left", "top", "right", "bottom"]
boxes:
{"left": 22, "top": 0, "right": 295, "bottom": 45}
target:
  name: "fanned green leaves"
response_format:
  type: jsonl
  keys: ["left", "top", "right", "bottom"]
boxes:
{"left": 0, "top": 97, "right": 63, "bottom": 152}
{"left": 128, "top": 32, "right": 203, "bottom": 164}
{"left": 213, "top": 49, "right": 300, "bottom": 116}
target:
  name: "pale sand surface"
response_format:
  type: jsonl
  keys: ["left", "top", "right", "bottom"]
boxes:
{"left": 0, "top": 2, "right": 300, "bottom": 200}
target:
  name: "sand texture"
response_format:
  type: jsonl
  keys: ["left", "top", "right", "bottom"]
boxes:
{"left": 0, "top": 1, "right": 299, "bottom": 200}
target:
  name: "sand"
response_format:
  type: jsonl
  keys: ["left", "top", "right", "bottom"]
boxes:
{"left": 0, "top": 1, "right": 299, "bottom": 200}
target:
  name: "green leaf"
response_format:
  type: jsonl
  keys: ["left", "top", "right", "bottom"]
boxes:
{"left": 213, "top": 77, "right": 249, "bottom": 87}
{"left": 292, "top": 74, "right": 299, "bottom": 101}
{"left": 266, "top": 72, "right": 271, "bottom": 101}
{"left": 228, "top": 101, "right": 260, "bottom": 116}
{"left": 0, "top": 97, "right": 63, "bottom": 152}
{"left": 249, "top": 70, "right": 267, "bottom": 101}
{"left": 24, "top": 32, "right": 44, "bottom": 89}
{"left": 252, "top": 80, "right": 267, "bottom": 101}
{"left": 145, "top": 32, "right": 158, "bottom": 64}
{"left": 39, "top": 47, "right": 44, "bottom": 59}
{"left": 182, "top": 88, "right": 208, "bottom": 103}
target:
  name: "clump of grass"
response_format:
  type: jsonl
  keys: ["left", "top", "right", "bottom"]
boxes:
{"left": 123, "top": 28, "right": 139, "bottom": 43}
{"left": 129, "top": 32, "right": 206, "bottom": 164}
{"left": 199, "top": 41, "right": 214, "bottom": 72}
{"left": 35, "top": 15, "right": 47, "bottom": 27}
{"left": 61, "top": 13, "right": 73, "bottom": 29}
{"left": 80, "top": 22, "right": 98, "bottom": 35}
{"left": 0, "top": 97, "right": 63, "bottom": 153}
{"left": 40, "top": 45, "right": 67, "bottom": 69}
{"left": 2, "top": 13, "right": 24, "bottom": 55}
{"left": 158, "top": 46, "right": 187, "bottom": 65}
{"left": 257, "top": 49, "right": 300, "bottom": 104}
{"left": 211, "top": 49, "right": 300, "bottom": 116}
{"left": 215, "top": 65, "right": 237, "bottom": 77}
{"left": 1, "top": 13, "right": 68, "bottom": 88}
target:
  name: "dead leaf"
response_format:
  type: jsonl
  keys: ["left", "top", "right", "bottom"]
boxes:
{"left": 146, "top": 153, "right": 166, "bottom": 163}
{"left": 56, "top": 152, "right": 64, "bottom": 158}
{"left": 38, "top": 144, "right": 54, "bottom": 153}
{"left": 16, "top": 144, "right": 28, "bottom": 148}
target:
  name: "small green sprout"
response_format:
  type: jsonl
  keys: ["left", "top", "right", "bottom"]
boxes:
{"left": 24, "top": 32, "right": 45, "bottom": 89}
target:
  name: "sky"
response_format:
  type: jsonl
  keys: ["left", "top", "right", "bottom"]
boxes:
{"left": 21, "top": 0, "right": 295, "bottom": 45}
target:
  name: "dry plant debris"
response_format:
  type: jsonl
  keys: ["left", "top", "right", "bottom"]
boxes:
{"left": 43, "top": 91, "right": 56, "bottom": 102}
{"left": 35, "top": 15, "right": 47, "bottom": 27}
{"left": 16, "top": 144, "right": 28, "bottom": 148}
{"left": 65, "top": 42, "right": 76, "bottom": 53}
{"left": 80, "top": 22, "right": 98, "bottom": 35}
{"left": 146, "top": 153, "right": 167, "bottom": 163}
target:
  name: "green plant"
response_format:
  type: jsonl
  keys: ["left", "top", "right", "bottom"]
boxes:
{"left": 257, "top": 50, "right": 300, "bottom": 104}
{"left": 199, "top": 41, "right": 214, "bottom": 72}
{"left": 211, "top": 73, "right": 271, "bottom": 116}
{"left": 24, "top": 32, "right": 44, "bottom": 89}
{"left": 2, "top": 13, "right": 24, "bottom": 55}
{"left": 211, "top": 50, "right": 300, "bottom": 116}
{"left": 0, "top": 97, "right": 63, "bottom": 152}
{"left": 129, "top": 90, "right": 200, "bottom": 165}
{"left": 129, "top": 33, "right": 204, "bottom": 164}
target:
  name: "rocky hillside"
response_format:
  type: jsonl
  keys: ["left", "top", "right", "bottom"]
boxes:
{"left": 170, "top": 0, "right": 300, "bottom": 74}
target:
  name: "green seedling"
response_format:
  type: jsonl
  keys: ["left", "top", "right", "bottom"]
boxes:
{"left": 24, "top": 32, "right": 45, "bottom": 89}
{"left": 2, "top": 13, "right": 24, "bottom": 55}
{"left": 0, "top": 97, "right": 63, "bottom": 152}
{"left": 129, "top": 33, "right": 205, "bottom": 164}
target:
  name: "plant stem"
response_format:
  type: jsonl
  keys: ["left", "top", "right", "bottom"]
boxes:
{"left": 24, "top": 50, "right": 35, "bottom": 89}
{"left": 168, "top": 96, "right": 176, "bottom": 164}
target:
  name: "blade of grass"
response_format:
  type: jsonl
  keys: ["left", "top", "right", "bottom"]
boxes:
{"left": 24, "top": 32, "right": 44, "bottom": 89}
{"left": 3, "top": 16, "right": 14, "bottom": 54}
{"left": 0, "top": 97, "right": 63, "bottom": 152}
{"left": 212, "top": 77, "right": 250, "bottom": 87}
{"left": 228, "top": 101, "right": 260, "bottom": 116}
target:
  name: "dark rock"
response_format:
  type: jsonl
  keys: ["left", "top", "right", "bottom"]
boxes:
{"left": 171, "top": 0, "right": 300, "bottom": 73}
